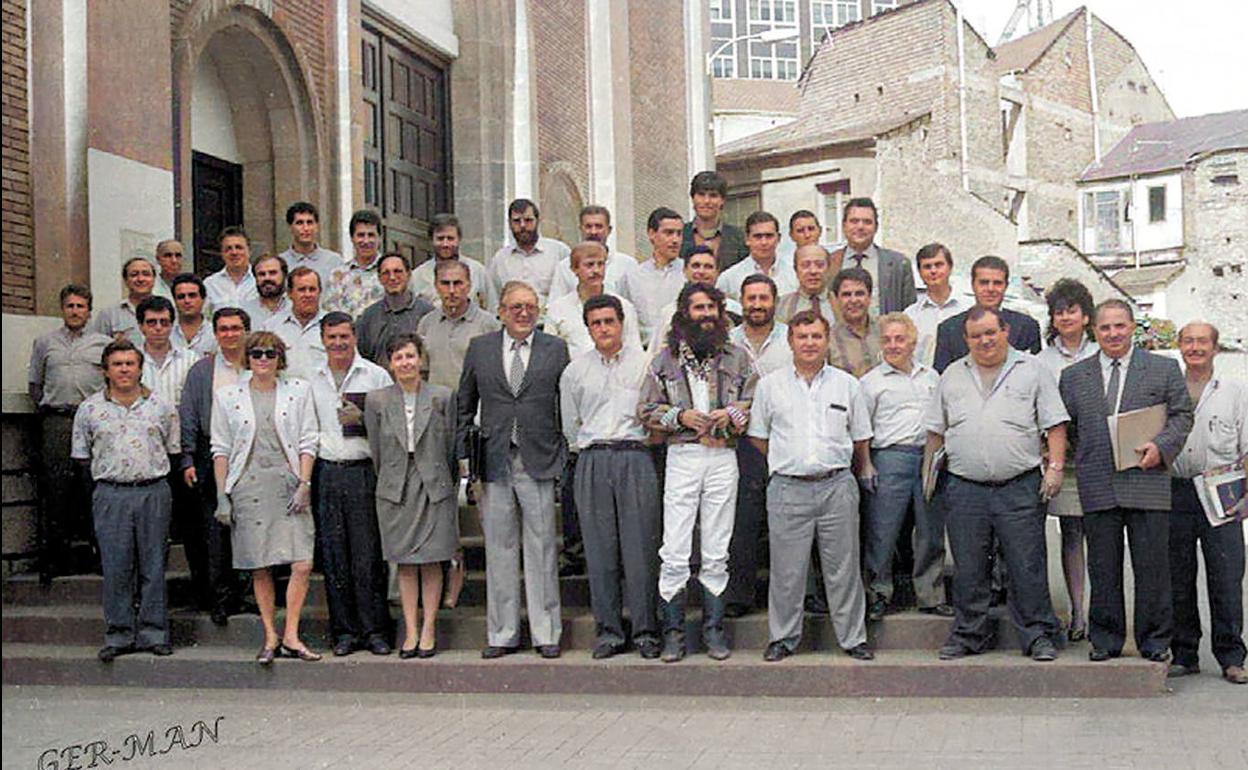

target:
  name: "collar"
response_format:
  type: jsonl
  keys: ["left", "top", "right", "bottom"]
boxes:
{"left": 383, "top": 291, "right": 419, "bottom": 313}
{"left": 319, "top": 354, "right": 369, "bottom": 386}
{"left": 919, "top": 291, "right": 958, "bottom": 309}
{"left": 1098, "top": 347, "right": 1134, "bottom": 370}
{"left": 845, "top": 243, "right": 879, "bottom": 260}
{"left": 438, "top": 305, "right": 472, "bottom": 323}
{"left": 647, "top": 255, "right": 683, "bottom": 273}
{"left": 288, "top": 244, "right": 321, "bottom": 259}
{"left": 1054, "top": 336, "right": 1092, "bottom": 360}
{"left": 731, "top": 321, "right": 787, "bottom": 348}
{"left": 349, "top": 254, "right": 381, "bottom": 271}
{"left": 281, "top": 309, "right": 327, "bottom": 331}
{"left": 790, "top": 363, "right": 830, "bottom": 386}
{"left": 103, "top": 385, "right": 151, "bottom": 405}
{"left": 214, "top": 352, "right": 244, "bottom": 371}
{"left": 506, "top": 331, "right": 535, "bottom": 349}
{"left": 509, "top": 240, "right": 547, "bottom": 256}
{"left": 747, "top": 255, "right": 778, "bottom": 274}
{"left": 596, "top": 345, "right": 627, "bottom": 366}
{"left": 880, "top": 358, "right": 926, "bottom": 377}
{"left": 692, "top": 219, "right": 723, "bottom": 239}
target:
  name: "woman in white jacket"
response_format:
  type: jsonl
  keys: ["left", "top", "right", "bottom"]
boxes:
{"left": 212, "top": 331, "right": 320, "bottom": 664}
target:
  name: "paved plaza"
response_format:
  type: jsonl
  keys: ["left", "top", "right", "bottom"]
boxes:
{"left": 5, "top": 676, "right": 1246, "bottom": 770}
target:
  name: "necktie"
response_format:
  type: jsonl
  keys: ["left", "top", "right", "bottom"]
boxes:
{"left": 509, "top": 339, "right": 526, "bottom": 394}
{"left": 509, "top": 339, "right": 526, "bottom": 444}
{"left": 1104, "top": 359, "right": 1121, "bottom": 414}
{"left": 851, "top": 253, "right": 865, "bottom": 268}
{"left": 810, "top": 294, "right": 822, "bottom": 317}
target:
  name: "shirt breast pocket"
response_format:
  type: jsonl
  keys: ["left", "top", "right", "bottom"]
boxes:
{"left": 1208, "top": 416, "right": 1242, "bottom": 458}
{"left": 1001, "top": 384, "right": 1035, "bottom": 429}
{"left": 824, "top": 402, "right": 851, "bottom": 440}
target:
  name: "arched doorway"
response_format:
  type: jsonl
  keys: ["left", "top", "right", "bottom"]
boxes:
{"left": 173, "top": 2, "right": 327, "bottom": 273}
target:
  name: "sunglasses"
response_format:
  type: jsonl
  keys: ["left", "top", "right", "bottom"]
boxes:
{"left": 248, "top": 348, "right": 279, "bottom": 360}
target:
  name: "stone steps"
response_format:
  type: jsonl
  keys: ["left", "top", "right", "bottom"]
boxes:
{"left": 0, "top": 603, "right": 974, "bottom": 652}
{"left": 0, "top": 643, "right": 1166, "bottom": 698}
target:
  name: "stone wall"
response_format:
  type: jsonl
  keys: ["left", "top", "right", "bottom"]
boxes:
{"left": 2, "top": 0, "right": 33, "bottom": 314}
{"left": 1016, "top": 239, "right": 1134, "bottom": 306}
{"left": 1184, "top": 149, "right": 1248, "bottom": 347}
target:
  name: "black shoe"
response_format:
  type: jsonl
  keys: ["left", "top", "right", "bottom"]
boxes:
{"left": 867, "top": 598, "right": 887, "bottom": 622}
{"left": 803, "top": 595, "right": 829, "bottom": 616}
{"left": 1141, "top": 649, "right": 1170, "bottom": 663}
{"left": 332, "top": 638, "right": 357, "bottom": 657}
{"left": 724, "top": 602, "right": 750, "bottom": 619}
{"left": 1167, "top": 662, "right": 1200, "bottom": 678}
{"left": 536, "top": 644, "right": 561, "bottom": 659}
{"left": 366, "top": 637, "right": 393, "bottom": 656}
{"left": 846, "top": 643, "right": 875, "bottom": 661}
{"left": 939, "top": 642, "right": 976, "bottom": 660}
{"left": 1088, "top": 647, "right": 1118, "bottom": 662}
{"left": 399, "top": 647, "right": 419, "bottom": 660}
{"left": 763, "top": 642, "right": 792, "bottom": 662}
{"left": 481, "top": 645, "right": 518, "bottom": 660}
{"left": 918, "top": 604, "right": 955, "bottom": 618}
{"left": 660, "top": 591, "right": 687, "bottom": 663}
{"left": 660, "top": 630, "right": 685, "bottom": 663}
{"left": 97, "top": 645, "right": 132, "bottom": 663}
{"left": 592, "top": 640, "right": 625, "bottom": 660}
{"left": 416, "top": 643, "right": 437, "bottom": 659}
{"left": 1030, "top": 638, "right": 1058, "bottom": 662}
{"left": 637, "top": 638, "right": 662, "bottom": 660}
{"left": 702, "top": 590, "right": 731, "bottom": 661}
{"left": 147, "top": 643, "right": 174, "bottom": 657}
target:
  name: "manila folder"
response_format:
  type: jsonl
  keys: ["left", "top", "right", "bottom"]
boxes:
{"left": 1108, "top": 404, "right": 1167, "bottom": 471}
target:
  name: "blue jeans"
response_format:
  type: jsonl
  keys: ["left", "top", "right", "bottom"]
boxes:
{"left": 863, "top": 447, "right": 946, "bottom": 608}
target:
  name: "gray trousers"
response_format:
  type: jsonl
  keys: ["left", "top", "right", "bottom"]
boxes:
{"left": 93, "top": 479, "right": 171, "bottom": 648}
{"left": 767, "top": 471, "right": 867, "bottom": 651}
{"left": 574, "top": 446, "right": 661, "bottom": 646}
{"left": 483, "top": 448, "right": 562, "bottom": 647}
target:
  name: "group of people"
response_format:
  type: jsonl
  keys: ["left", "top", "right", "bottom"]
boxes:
{"left": 29, "top": 170, "right": 1246, "bottom": 685}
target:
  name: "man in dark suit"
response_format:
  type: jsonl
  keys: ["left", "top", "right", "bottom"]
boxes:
{"left": 1058, "top": 299, "right": 1193, "bottom": 662}
{"left": 828, "top": 197, "right": 915, "bottom": 315}
{"left": 932, "top": 255, "right": 1041, "bottom": 373}
{"left": 457, "top": 280, "right": 571, "bottom": 660}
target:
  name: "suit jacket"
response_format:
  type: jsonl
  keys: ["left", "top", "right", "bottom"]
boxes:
{"left": 680, "top": 221, "right": 750, "bottom": 271}
{"left": 364, "top": 383, "right": 457, "bottom": 506}
{"left": 178, "top": 355, "right": 215, "bottom": 476}
{"left": 1058, "top": 349, "right": 1193, "bottom": 513}
{"left": 829, "top": 245, "right": 916, "bottom": 314}
{"left": 932, "top": 307, "right": 1042, "bottom": 373}
{"left": 210, "top": 376, "right": 318, "bottom": 493}
{"left": 455, "top": 330, "right": 570, "bottom": 483}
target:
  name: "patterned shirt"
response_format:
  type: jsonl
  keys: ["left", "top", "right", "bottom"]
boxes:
{"left": 324, "top": 255, "right": 384, "bottom": 319}
{"left": 71, "top": 389, "right": 180, "bottom": 482}
{"left": 27, "top": 327, "right": 112, "bottom": 409}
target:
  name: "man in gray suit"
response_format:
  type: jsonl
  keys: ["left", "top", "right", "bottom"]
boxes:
{"left": 1058, "top": 299, "right": 1193, "bottom": 662}
{"left": 828, "top": 197, "right": 915, "bottom": 315}
{"left": 457, "top": 280, "right": 571, "bottom": 659}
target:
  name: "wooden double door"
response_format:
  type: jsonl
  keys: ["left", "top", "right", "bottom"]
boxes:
{"left": 361, "top": 22, "right": 451, "bottom": 269}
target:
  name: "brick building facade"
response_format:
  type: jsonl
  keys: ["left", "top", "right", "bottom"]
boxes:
{"left": 0, "top": 0, "right": 700, "bottom": 569}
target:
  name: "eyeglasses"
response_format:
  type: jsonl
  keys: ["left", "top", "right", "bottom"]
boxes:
{"left": 248, "top": 348, "right": 279, "bottom": 360}
{"left": 505, "top": 303, "right": 538, "bottom": 316}
{"left": 143, "top": 318, "right": 172, "bottom": 327}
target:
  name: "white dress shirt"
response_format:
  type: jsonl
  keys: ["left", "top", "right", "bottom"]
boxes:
{"left": 617, "top": 256, "right": 686, "bottom": 345}
{"left": 1172, "top": 374, "right": 1248, "bottom": 479}
{"left": 1099, "top": 347, "right": 1135, "bottom": 416}
{"left": 204, "top": 268, "right": 259, "bottom": 310}
{"left": 559, "top": 344, "right": 649, "bottom": 449}
{"left": 860, "top": 359, "right": 939, "bottom": 448}
{"left": 716, "top": 253, "right": 799, "bottom": 302}
{"left": 488, "top": 237, "right": 570, "bottom": 305}
{"left": 748, "top": 364, "right": 873, "bottom": 474}
{"left": 241, "top": 296, "right": 292, "bottom": 330}
{"left": 544, "top": 291, "right": 642, "bottom": 358}
{"left": 729, "top": 322, "right": 791, "bottom": 378}
{"left": 501, "top": 330, "right": 535, "bottom": 374}
{"left": 904, "top": 291, "right": 967, "bottom": 367}
{"left": 309, "top": 354, "right": 393, "bottom": 461}
{"left": 140, "top": 345, "right": 198, "bottom": 409}
{"left": 266, "top": 310, "right": 327, "bottom": 381}
{"left": 548, "top": 250, "right": 640, "bottom": 302}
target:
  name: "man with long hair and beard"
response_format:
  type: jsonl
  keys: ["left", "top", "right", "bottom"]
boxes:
{"left": 639, "top": 282, "right": 757, "bottom": 663}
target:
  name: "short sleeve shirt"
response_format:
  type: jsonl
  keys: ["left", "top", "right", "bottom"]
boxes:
{"left": 71, "top": 389, "right": 180, "bottom": 481}
{"left": 925, "top": 349, "right": 1069, "bottom": 482}
{"left": 748, "top": 364, "right": 872, "bottom": 474}
{"left": 28, "top": 327, "right": 111, "bottom": 408}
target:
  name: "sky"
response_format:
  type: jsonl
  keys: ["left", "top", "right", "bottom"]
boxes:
{"left": 956, "top": 0, "right": 1248, "bottom": 118}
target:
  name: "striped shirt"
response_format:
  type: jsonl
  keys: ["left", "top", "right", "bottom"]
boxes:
{"left": 141, "top": 345, "right": 198, "bottom": 409}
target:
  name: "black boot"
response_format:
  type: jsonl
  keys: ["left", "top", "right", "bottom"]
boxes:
{"left": 660, "top": 590, "right": 687, "bottom": 663}
{"left": 702, "top": 588, "right": 731, "bottom": 660}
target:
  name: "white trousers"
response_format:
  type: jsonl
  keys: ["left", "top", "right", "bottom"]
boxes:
{"left": 658, "top": 443, "right": 739, "bottom": 601}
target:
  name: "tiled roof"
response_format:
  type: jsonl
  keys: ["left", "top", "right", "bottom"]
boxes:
{"left": 716, "top": 113, "right": 925, "bottom": 165}
{"left": 993, "top": 8, "right": 1082, "bottom": 74}
{"left": 1080, "top": 110, "right": 1248, "bottom": 181}
{"left": 713, "top": 79, "right": 800, "bottom": 114}
{"left": 1106, "top": 262, "right": 1186, "bottom": 293}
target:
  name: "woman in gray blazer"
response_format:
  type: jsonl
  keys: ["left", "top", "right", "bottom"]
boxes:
{"left": 365, "top": 332, "right": 460, "bottom": 658}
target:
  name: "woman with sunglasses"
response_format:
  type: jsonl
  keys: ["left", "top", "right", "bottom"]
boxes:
{"left": 211, "top": 331, "right": 321, "bottom": 663}
{"left": 364, "top": 333, "right": 460, "bottom": 658}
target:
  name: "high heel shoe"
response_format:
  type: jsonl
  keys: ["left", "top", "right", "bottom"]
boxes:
{"left": 279, "top": 643, "right": 322, "bottom": 661}
{"left": 416, "top": 642, "right": 437, "bottom": 659}
{"left": 256, "top": 646, "right": 277, "bottom": 665}
{"left": 398, "top": 646, "right": 419, "bottom": 660}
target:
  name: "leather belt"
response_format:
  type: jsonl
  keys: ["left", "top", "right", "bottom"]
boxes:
{"left": 98, "top": 477, "right": 165, "bottom": 488}
{"left": 316, "top": 458, "right": 371, "bottom": 467}
{"left": 584, "top": 440, "right": 649, "bottom": 452}
{"left": 775, "top": 468, "right": 846, "bottom": 482}
{"left": 949, "top": 467, "right": 1039, "bottom": 488}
